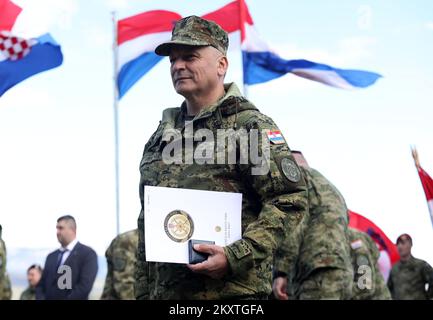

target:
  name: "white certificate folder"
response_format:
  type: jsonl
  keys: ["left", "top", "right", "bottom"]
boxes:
{"left": 144, "top": 186, "right": 242, "bottom": 264}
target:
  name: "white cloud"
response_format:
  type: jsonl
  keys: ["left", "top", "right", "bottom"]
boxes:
{"left": 425, "top": 22, "right": 433, "bottom": 31}
{"left": 106, "top": 0, "right": 130, "bottom": 11}
{"left": 12, "top": 0, "right": 79, "bottom": 37}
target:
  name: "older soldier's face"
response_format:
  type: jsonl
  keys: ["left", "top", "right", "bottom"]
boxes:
{"left": 169, "top": 45, "right": 225, "bottom": 98}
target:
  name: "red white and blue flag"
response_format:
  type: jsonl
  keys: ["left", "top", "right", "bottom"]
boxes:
{"left": 236, "top": 0, "right": 382, "bottom": 88}
{"left": 266, "top": 130, "right": 285, "bottom": 144}
{"left": 116, "top": 10, "right": 181, "bottom": 99}
{"left": 0, "top": 0, "right": 63, "bottom": 97}
{"left": 116, "top": 0, "right": 382, "bottom": 98}
{"left": 349, "top": 210, "right": 399, "bottom": 281}
{"left": 415, "top": 165, "right": 433, "bottom": 228}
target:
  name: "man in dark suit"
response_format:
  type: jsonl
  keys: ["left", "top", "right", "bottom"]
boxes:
{"left": 36, "top": 215, "right": 98, "bottom": 300}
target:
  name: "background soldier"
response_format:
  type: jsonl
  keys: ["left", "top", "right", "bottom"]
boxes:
{"left": 273, "top": 151, "right": 353, "bottom": 300}
{"left": 101, "top": 229, "right": 138, "bottom": 300}
{"left": 0, "top": 224, "right": 12, "bottom": 300}
{"left": 387, "top": 233, "right": 433, "bottom": 299}
{"left": 20, "top": 264, "right": 43, "bottom": 300}
{"left": 135, "top": 16, "right": 308, "bottom": 299}
{"left": 348, "top": 227, "right": 391, "bottom": 300}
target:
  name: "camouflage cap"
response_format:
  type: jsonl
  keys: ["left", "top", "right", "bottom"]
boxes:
{"left": 155, "top": 15, "right": 228, "bottom": 56}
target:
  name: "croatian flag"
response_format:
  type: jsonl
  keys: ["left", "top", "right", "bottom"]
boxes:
{"left": 237, "top": 0, "right": 382, "bottom": 88}
{"left": 348, "top": 210, "right": 399, "bottom": 281}
{"left": 116, "top": 0, "right": 381, "bottom": 98}
{"left": 416, "top": 165, "right": 433, "bottom": 228}
{"left": 117, "top": 10, "right": 181, "bottom": 99}
{"left": 266, "top": 130, "right": 284, "bottom": 144}
{"left": 0, "top": 0, "right": 63, "bottom": 97}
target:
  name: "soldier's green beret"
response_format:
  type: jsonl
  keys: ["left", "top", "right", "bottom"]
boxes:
{"left": 155, "top": 15, "right": 228, "bottom": 56}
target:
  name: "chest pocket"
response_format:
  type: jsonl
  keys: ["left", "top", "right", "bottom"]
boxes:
{"left": 140, "top": 125, "right": 165, "bottom": 168}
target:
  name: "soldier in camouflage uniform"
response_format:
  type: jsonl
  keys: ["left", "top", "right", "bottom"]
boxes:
{"left": 0, "top": 224, "right": 12, "bottom": 300}
{"left": 20, "top": 264, "right": 43, "bottom": 300}
{"left": 273, "top": 151, "right": 353, "bottom": 300}
{"left": 135, "top": 16, "right": 308, "bottom": 299}
{"left": 348, "top": 228, "right": 391, "bottom": 300}
{"left": 101, "top": 229, "right": 138, "bottom": 300}
{"left": 387, "top": 233, "right": 433, "bottom": 300}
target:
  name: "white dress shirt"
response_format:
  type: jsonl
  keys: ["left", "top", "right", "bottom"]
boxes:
{"left": 59, "top": 238, "right": 78, "bottom": 266}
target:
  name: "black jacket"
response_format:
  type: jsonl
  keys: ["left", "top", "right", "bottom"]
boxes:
{"left": 36, "top": 242, "right": 98, "bottom": 300}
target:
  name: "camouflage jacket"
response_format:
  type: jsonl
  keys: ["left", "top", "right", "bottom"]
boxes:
{"left": 20, "top": 286, "right": 36, "bottom": 300}
{"left": 101, "top": 229, "right": 139, "bottom": 300}
{"left": 348, "top": 228, "right": 391, "bottom": 300}
{"left": 135, "top": 83, "right": 308, "bottom": 299}
{"left": 387, "top": 255, "right": 433, "bottom": 300}
{"left": 274, "top": 167, "right": 353, "bottom": 299}
{"left": 0, "top": 227, "right": 12, "bottom": 300}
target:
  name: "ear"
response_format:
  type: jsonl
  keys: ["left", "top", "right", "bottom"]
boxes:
{"left": 217, "top": 55, "right": 228, "bottom": 77}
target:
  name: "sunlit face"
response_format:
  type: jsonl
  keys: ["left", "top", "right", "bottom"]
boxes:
{"left": 397, "top": 236, "right": 412, "bottom": 258}
{"left": 56, "top": 220, "right": 75, "bottom": 247}
{"left": 169, "top": 45, "right": 227, "bottom": 98}
{"left": 27, "top": 268, "right": 41, "bottom": 287}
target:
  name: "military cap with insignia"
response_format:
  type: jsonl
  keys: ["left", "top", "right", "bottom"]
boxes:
{"left": 155, "top": 15, "right": 229, "bottom": 56}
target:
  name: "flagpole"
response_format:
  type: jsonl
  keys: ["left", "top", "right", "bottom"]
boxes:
{"left": 112, "top": 11, "right": 120, "bottom": 236}
{"left": 239, "top": 0, "right": 248, "bottom": 98}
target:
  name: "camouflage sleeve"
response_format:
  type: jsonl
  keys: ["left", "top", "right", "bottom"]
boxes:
{"left": 0, "top": 240, "right": 12, "bottom": 300}
{"left": 223, "top": 112, "right": 308, "bottom": 277}
{"left": 298, "top": 268, "right": 353, "bottom": 300}
{"left": 387, "top": 268, "right": 394, "bottom": 299}
{"left": 422, "top": 261, "right": 433, "bottom": 299}
{"left": 135, "top": 124, "right": 162, "bottom": 300}
{"left": 273, "top": 211, "right": 305, "bottom": 277}
{"left": 135, "top": 213, "right": 150, "bottom": 300}
{"left": 101, "top": 244, "right": 114, "bottom": 299}
{"left": 110, "top": 232, "right": 138, "bottom": 300}
{"left": 373, "top": 265, "right": 392, "bottom": 300}
{"left": 363, "top": 234, "right": 391, "bottom": 300}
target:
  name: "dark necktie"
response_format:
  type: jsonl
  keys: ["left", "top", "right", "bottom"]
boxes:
{"left": 56, "top": 249, "right": 67, "bottom": 270}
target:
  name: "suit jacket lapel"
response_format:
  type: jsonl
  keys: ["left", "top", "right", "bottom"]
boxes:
{"left": 63, "top": 242, "right": 80, "bottom": 266}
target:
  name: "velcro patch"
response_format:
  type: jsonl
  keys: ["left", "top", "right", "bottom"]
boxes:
{"left": 266, "top": 130, "right": 285, "bottom": 145}
{"left": 351, "top": 239, "right": 363, "bottom": 250}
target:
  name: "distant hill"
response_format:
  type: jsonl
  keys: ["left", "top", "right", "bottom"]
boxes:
{"left": 7, "top": 247, "right": 107, "bottom": 300}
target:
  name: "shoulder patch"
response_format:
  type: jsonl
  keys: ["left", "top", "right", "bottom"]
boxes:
{"left": 113, "top": 257, "right": 127, "bottom": 271}
{"left": 266, "top": 130, "right": 285, "bottom": 145}
{"left": 351, "top": 239, "right": 363, "bottom": 250}
{"left": 281, "top": 158, "right": 301, "bottom": 183}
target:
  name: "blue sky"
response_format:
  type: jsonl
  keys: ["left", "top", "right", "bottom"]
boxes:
{"left": 1, "top": 0, "right": 433, "bottom": 271}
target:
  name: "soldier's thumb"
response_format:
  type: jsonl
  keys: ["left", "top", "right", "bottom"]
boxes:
{"left": 194, "top": 244, "right": 214, "bottom": 254}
